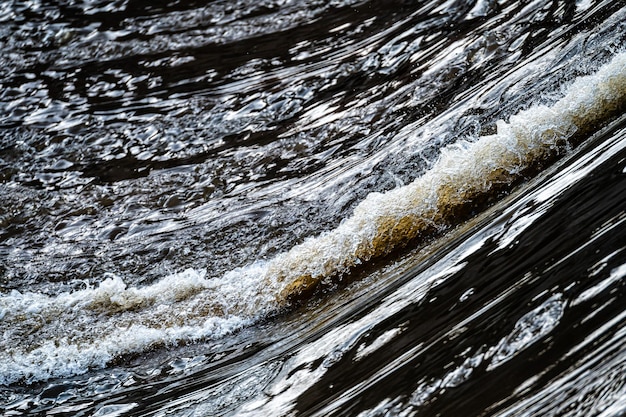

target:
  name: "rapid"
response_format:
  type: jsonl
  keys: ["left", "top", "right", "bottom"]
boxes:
{"left": 1, "top": 1, "right": 625, "bottom": 416}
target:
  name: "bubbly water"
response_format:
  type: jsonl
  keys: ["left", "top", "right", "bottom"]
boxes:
{"left": 1, "top": 1, "right": 625, "bottom": 416}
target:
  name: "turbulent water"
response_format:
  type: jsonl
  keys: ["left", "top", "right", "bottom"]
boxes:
{"left": 1, "top": 0, "right": 625, "bottom": 415}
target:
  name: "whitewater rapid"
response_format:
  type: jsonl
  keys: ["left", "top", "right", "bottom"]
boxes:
{"left": 0, "top": 51, "right": 624, "bottom": 386}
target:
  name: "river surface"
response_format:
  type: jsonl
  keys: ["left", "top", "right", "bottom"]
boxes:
{"left": 1, "top": 1, "right": 625, "bottom": 416}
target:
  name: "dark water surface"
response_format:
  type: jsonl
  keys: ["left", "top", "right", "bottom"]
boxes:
{"left": 1, "top": 0, "right": 625, "bottom": 416}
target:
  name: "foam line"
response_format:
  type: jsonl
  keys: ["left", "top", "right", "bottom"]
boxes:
{"left": 0, "top": 52, "right": 624, "bottom": 385}
{"left": 267, "top": 52, "right": 626, "bottom": 301}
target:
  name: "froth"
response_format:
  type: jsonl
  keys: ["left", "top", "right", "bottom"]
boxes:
{"left": 0, "top": 267, "right": 268, "bottom": 384}
{"left": 1, "top": 52, "right": 624, "bottom": 386}
{"left": 269, "top": 52, "right": 626, "bottom": 300}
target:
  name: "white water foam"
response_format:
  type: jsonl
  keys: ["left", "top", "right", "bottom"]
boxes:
{"left": 1, "top": 52, "right": 624, "bottom": 385}
{"left": 0, "top": 267, "right": 269, "bottom": 385}
{"left": 267, "top": 51, "right": 626, "bottom": 299}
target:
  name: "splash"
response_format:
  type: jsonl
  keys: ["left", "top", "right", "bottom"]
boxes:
{"left": 0, "top": 52, "right": 624, "bottom": 385}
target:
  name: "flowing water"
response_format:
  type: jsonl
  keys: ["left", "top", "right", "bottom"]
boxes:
{"left": 1, "top": 0, "right": 625, "bottom": 415}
